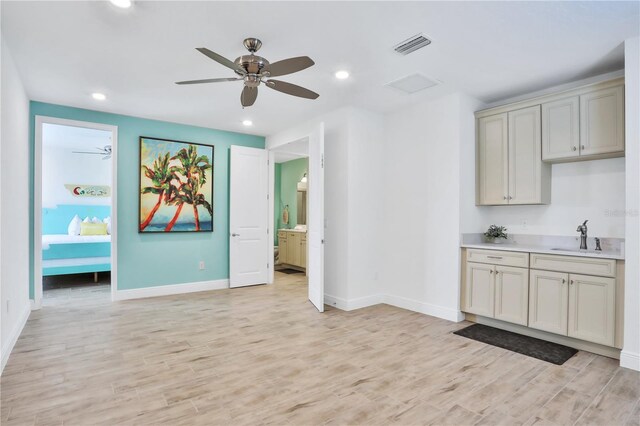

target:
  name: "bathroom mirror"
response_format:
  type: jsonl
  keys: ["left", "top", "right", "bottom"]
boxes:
{"left": 297, "top": 189, "right": 307, "bottom": 225}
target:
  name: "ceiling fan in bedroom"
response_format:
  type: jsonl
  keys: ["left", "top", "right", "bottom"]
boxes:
{"left": 72, "top": 145, "right": 112, "bottom": 160}
{"left": 175, "top": 37, "right": 319, "bottom": 107}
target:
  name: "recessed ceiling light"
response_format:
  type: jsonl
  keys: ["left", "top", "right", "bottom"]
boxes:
{"left": 335, "top": 70, "right": 350, "bottom": 80}
{"left": 109, "top": 0, "right": 132, "bottom": 8}
{"left": 92, "top": 93, "right": 107, "bottom": 101}
{"left": 242, "top": 120, "right": 253, "bottom": 126}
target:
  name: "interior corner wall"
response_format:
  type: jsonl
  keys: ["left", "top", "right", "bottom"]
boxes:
{"left": 380, "top": 93, "right": 468, "bottom": 320}
{"left": 1, "top": 39, "right": 31, "bottom": 371}
{"left": 622, "top": 36, "right": 640, "bottom": 371}
{"left": 29, "top": 102, "right": 265, "bottom": 296}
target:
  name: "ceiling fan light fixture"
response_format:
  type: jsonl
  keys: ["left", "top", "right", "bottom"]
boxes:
{"left": 242, "top": 120, "right": 253, "bottom": 126}
{"left": 335, "top": 70, "right": 350, "bottom": 80}
{"left": 92, "top": 92, "right": 106, "bottom": 101}
{"left": 109, "top": 0, "right": 132, "bottom": 8}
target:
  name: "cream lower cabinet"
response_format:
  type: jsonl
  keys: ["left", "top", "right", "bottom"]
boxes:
{"left": 568, "top": 274, "right": 616, "bottom": 346}
{"left": 464, "top": 262, "right": 528, "bottom": 325}
{"left": 494, "top": 266, "right": 529, "bottom": 326}
{"left": 529, "top": 269, "right": 569, "bottom": 335}
{"left": 529, "top": 269, "right": 616, "bottom": 346}
{"left": 277, "top": 230, "right": 307, "bottom": 269}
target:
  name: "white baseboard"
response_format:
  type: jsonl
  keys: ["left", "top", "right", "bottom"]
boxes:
{"left": 114, "top": 279, "right": 229, "bottom": 301}
{"left": 620, "top": 350, "right": 640, "bottom": 371}
{"left": 324, "top": 292, "right": 463, "bottom": 322}
{"left": 383, "top": 294, "right": 465, "bottom": 323}
{"left": 324, "top": 293, "right": 383, "bottom": 311}
{"left": 1, "top": 301, "right": 31, "bottom": 373}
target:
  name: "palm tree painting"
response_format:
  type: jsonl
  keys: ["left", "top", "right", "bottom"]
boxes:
{"left": 139, "top": 137, "right": 214, "bottom": 233}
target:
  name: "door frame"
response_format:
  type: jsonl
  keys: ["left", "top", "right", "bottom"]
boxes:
{"left": 34, "top": 116, "right": 118, "bottom": 308}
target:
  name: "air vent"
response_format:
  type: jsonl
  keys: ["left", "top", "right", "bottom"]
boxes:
{"left": 385, "top": 73, "right": 440, "bottom": 94}
{"left": 394, "top": 33, "right": 431, "bottom": 55}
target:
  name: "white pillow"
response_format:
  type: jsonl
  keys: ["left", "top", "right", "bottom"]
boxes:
{"left": 103, "top": 217, "right": 111, "bottom": 235}
{"left": 91, "top": 217, "right": 100, "bottom": 223}
{"left": 67, "top": 215, "right": 82, "bottom": 236}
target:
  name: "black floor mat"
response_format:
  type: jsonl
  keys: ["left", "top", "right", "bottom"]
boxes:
{"left": 454, "top": 324, "right": 578, "bottom": 365}
{"left": 276, "top": 268, "right": 304, "bottom": 275}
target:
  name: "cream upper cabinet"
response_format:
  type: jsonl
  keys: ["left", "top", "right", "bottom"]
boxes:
{"left": 568, "top": 274, "right": 616, "bottom": 346}
{"left": 508, "top": 106, "right": 547, "bottom": 205}
{"left": 528, "top": 269, "right": 569, "bottom": 335}
{"left": 494, "top": 265, "right": 529, "bottom": 326}
{"left": 580, "top": 85, "right": 624, "bottom": 157}
{"left": 464, "top": 262, "right": 495, "bottom": 317}
{"left": 477, "top": 113, "right": 508, "bottom": 205}
{"left": 542, "top": 96, "right": 580, "bottom": 161}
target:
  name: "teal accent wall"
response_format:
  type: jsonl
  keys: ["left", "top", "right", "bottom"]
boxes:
{"left": 43, "top": 204, "right": 111, "bottom": 234}
{"left": 274, "top": 158, "right": 308, "bottom": 247}
{"left": 30, "top": 102, "right": 264, "bottom": 297}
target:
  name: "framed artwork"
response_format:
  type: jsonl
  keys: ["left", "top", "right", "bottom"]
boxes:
{"left": 139, "top": 136, "right": 214, "bottom": 233}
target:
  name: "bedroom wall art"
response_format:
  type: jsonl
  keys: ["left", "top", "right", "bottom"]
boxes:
{"left": 139, "top": 136, "right": 214, "bottom": 233}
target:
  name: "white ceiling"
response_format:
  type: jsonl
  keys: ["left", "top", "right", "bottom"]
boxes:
{"left": 2, "top": 1, "right": 638, "bottom": 137}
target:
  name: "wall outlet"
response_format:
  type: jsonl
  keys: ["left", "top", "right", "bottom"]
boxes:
{"left": 199, "top": 261, "right": 205, "bottom": 270}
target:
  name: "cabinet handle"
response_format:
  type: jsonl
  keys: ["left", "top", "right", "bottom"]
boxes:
{"left": 570, "top": 279, "right": 574, "bottom": 285}
{"left": 487, "top": 256, "right": 503, "bottom": 260}
{"left": 508, "top": 195, "right": 513, "bottom": 200}
{"left": 489, "top": 270, "right": 493, "bottom": 274}
{"left": 562, "top": 278, "right": 566, "bottom": 283}
{"left": 572, "top": 146, "right": 577, "bottom": 151}
{"left": 503, "top": 196, "right": 507, "bottom": 200}
{"left": 581, "top": 145, "right": 585, "bottom": 150}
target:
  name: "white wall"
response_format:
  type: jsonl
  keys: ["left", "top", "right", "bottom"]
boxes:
{"left": 622, "top": 36, "right": 640, "bottom": 371}
{"left": 1, "top": 39, "right": 31, "bottom": 372}
{"left": 380, "top": 93, "right": 476, "bottom": 320}
{"left": 476, "top": 158, "right": 626, "bottom": 238}
{"left": 42, "top": 144, "right": 111, "bottom": 208}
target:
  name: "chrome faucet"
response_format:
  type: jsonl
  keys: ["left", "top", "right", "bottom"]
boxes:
{"left": 576, "top": 220, "right": 588, "bottom": 250}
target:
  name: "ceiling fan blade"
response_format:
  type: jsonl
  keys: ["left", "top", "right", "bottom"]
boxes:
{"left": 175, "top": 77, "right": 241, "bottom": 85}
{"left": 266, "top": 79, "right": 319, "bottom": 100}
{"left": 196, "top": 48, "right": 245, "bottom": 74}
{"left": 72, "top": 151, "right": 104, "bottom": 155}
{"left": 267, "top": 56, "right": 315, "bottom": 77}
{"left": 241, "top": 86, "right": 258, "bottom": 107}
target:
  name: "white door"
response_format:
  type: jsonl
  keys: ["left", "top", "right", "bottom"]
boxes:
{"left": 477, "top": 113, "right": 508, "bottom": 205}
{"left": 307, "top": 123, "right": 325, "bottom": 312}
{"left": 229, "top": 146, "right": 268, "bottom": 288}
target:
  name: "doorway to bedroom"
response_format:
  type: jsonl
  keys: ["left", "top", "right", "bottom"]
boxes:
{"left": 35, "top": 117, "right": 118, "bottom": 308}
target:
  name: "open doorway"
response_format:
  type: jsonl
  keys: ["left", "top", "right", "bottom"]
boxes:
{"left": 34, "top": 117, "right": 118, "bottom": 308}
{"left": 273, "top": 153, "right": 309, "bottom": 286}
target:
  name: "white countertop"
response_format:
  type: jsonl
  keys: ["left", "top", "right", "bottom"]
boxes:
{"left": 461, "top": 242, "right": 624, "bottom": 260}
{"left": 278, "top": 228, "right": 307, "bottom": 233}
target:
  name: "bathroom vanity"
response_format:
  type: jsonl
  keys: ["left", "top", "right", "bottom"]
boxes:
{"left": 278, "top": 229, "right": 307, "bottom": 271}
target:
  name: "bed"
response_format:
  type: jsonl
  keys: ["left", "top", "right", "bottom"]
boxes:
{"left": 42, "top": 234, "right": 111, "bottom": 280}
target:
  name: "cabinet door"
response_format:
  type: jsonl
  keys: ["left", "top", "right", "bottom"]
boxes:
{"left": 568, "top": 274, "right": 616, "bottom": 346}
{"left": 580, "top": 85, "right": 624, "bottom": 156}
{"left": 477, "top": 114, "right": 508, "bottom": 205}
{"left": 279, "top": 237, "right": 289, "bottom": 264}
{"left": 508, "top": 105, "right": 544, "bottom": 204}
{"left": 542, "top": 96, "right": 580, "bottom": 161}
{"left": 288, "top": 232, "right": 300, "bottom": 266}
{"left": 494, "top": 266, "right": 529, "bottom": 326}
{"left": 464, "top": 262, "right": 495, "bottom": 317}
{"left": 528, "top": 269, "right": 569, "bottom": 335}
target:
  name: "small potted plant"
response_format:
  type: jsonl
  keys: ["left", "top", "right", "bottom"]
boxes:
{"left": 484, "top": 225, "right": 508, "bottom": 243}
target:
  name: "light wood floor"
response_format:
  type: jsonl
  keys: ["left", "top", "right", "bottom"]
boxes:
{"left": 1, "top": 272, "right": 639, "bottom": 425}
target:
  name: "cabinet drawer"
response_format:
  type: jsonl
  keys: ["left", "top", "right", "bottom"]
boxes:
{"left": 467, "top": 249, "right": 529, "bottom": 268}
{"left": 278, "top": 231, "right": 287, "bottom": 240}
{"left": 530, "top": 253, "right": 616, "bottom": 278}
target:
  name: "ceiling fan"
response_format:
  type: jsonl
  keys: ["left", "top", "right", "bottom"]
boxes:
{"left": 176, "top": 38, "right": 319, "bottom": 107}
{"left": 72, "top": 145, "right": 112, "bottom": 160}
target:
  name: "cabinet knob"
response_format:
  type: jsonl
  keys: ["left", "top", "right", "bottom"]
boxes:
{"left": 562, "top": 278, "right": 566, "bottom": 283}
{"left": 508, "top": 196, "right": 513, "bottom": 200}
{"left": 572, "top": 146, "right": 577, "bottom": 151}
{"left": 581, "top": 145, "right": 585, "bottom": 150}
{"left": 570, "top": 279, "right": 574, "bottom": 285}
{"left": 503, "top": 196, "right": 507, "bottom": 200}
